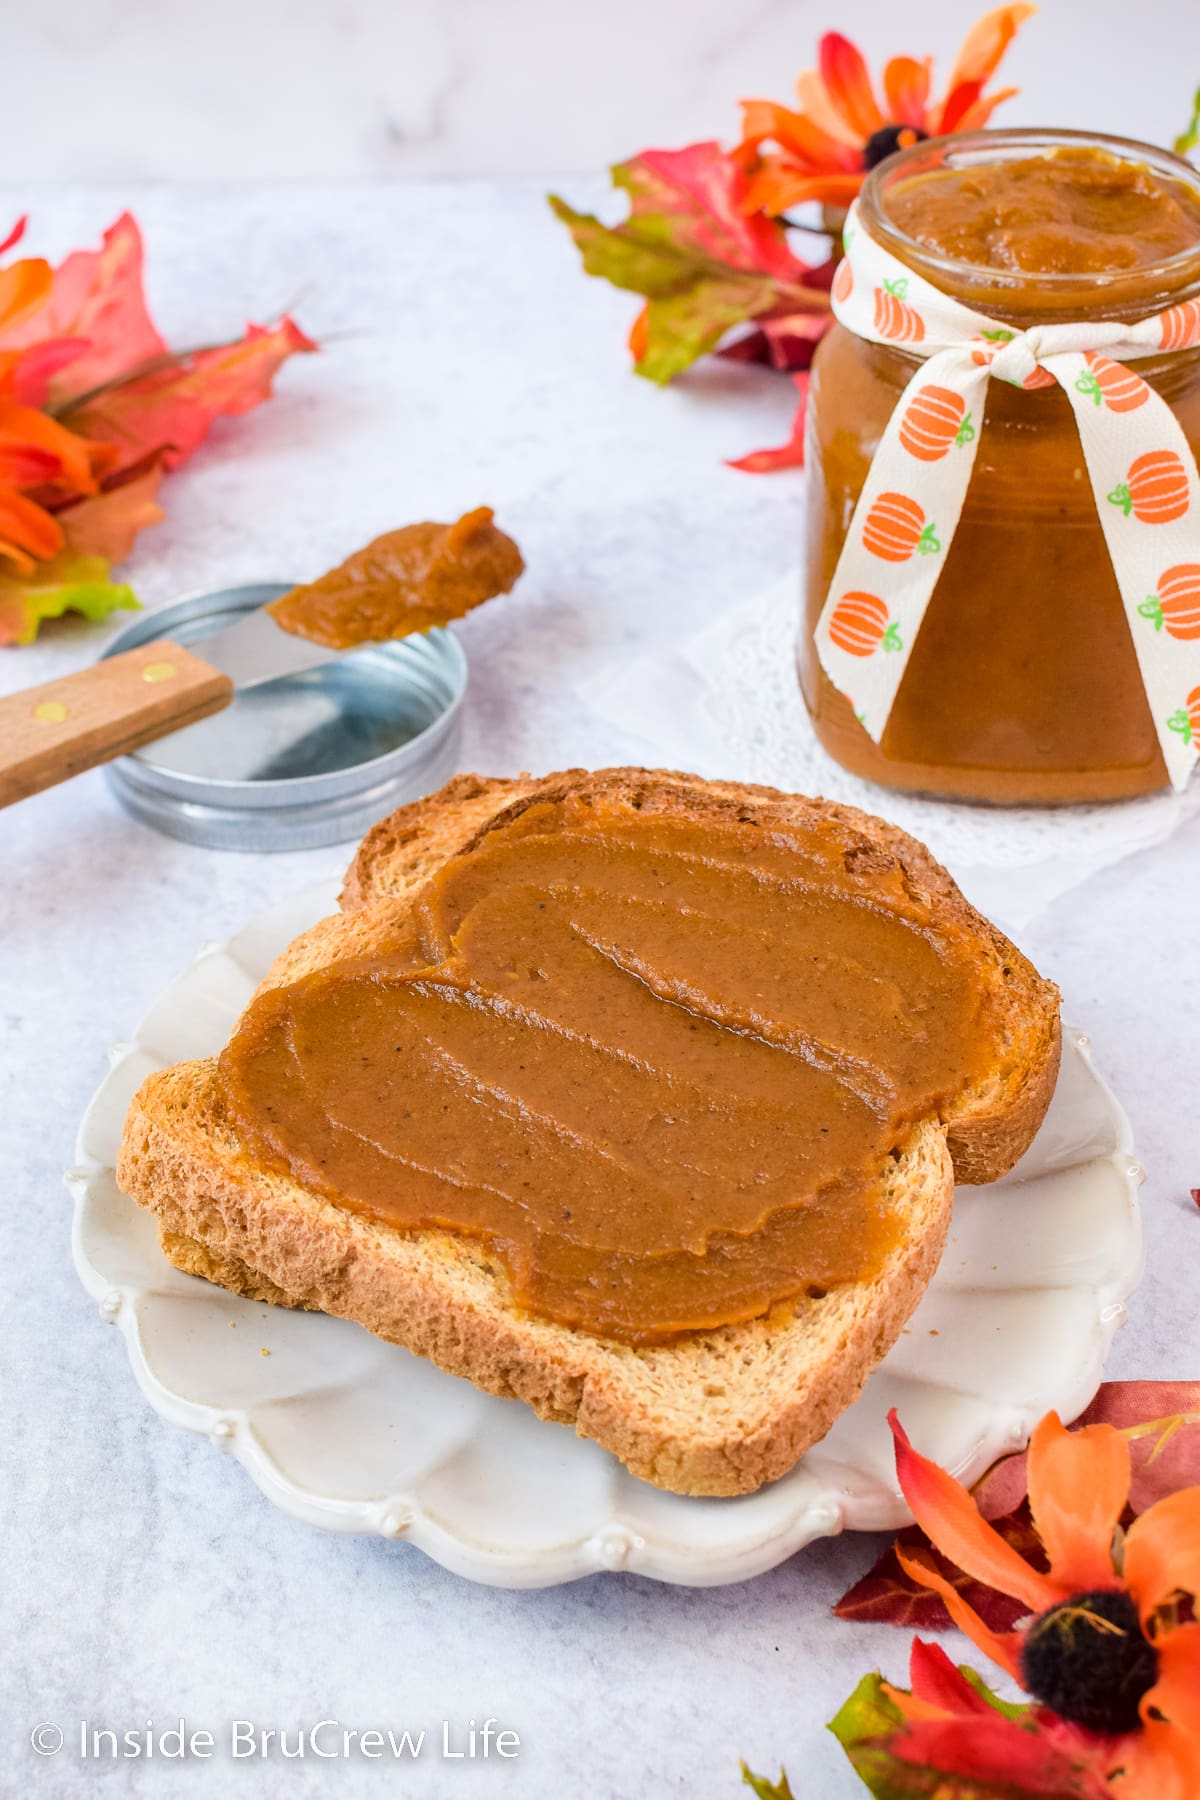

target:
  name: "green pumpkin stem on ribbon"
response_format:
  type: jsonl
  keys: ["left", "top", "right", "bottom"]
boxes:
{"left": 1075, "top": 371, "right": 1103, "bottom": 406}
{"left": 1167, "top": 707, "right": 1194, "bottom": 744}
{"left": 1108, "top": 482, "right": 1134, "bottom": 516}
{"left": 883, "top": 276, "right": 908, "bottom": 300}
{"left": 955, "top": 413, "right": 975, "bottom": 448}
{"left": 881, "top": 621, "right": 903, "bottom": 653}
{"left": 917, "top": 522, "right": 941, "bottom": 556}
{"left": 1139, "top": 595, "right": 1165, "bottom": 630}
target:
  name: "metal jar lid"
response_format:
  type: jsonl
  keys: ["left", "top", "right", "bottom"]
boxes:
{"left": 102, "top": 583, "right": 467, "bottom": 851}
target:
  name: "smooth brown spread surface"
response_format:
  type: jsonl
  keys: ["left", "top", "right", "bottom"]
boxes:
{"left": 887, "top": 147, "right": 1200, "bottom": 276}
{"left": 218, "top": 796, "right": 997, "bottom": 1342}
{"left": 267, "top": 508, "right": 524, "bottom": 649}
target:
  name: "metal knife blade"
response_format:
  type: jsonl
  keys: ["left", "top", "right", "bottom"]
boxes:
{"left": 190, "top": 607, "right": 341, "bottom": 689}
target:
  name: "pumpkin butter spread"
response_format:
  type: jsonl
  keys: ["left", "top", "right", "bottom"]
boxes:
{"left": 217, "top": 795, "right": 1005, "bottom": 1344}
{"left": 266, "top": 507, "right": 524, "bottom": 649}
{"left": 886, "top": 145, "right": 1200, "bottom": 278}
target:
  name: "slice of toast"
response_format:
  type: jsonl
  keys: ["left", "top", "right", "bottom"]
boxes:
{"left": 118, "top": 769, "right": 1060, "bottom": 1496}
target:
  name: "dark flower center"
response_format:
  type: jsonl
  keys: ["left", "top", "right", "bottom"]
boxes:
{"left": 863, "top": 125, "right": 928, "bottom": 170}
{"left": 1020, "top": 1589, "right": 1159, "bottom": 1735}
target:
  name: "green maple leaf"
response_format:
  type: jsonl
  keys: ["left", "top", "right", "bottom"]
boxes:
{"left": 0, "top": 554, "right": 140, "bottom": 647}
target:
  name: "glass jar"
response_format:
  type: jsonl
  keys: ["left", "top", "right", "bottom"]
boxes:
{"left": 800, "top": 129, "right": 1200, "bottom": 804}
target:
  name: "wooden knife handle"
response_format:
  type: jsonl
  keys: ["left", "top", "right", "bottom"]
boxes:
{"left": 0, "top": 640, "right": 233, "bottom": 808}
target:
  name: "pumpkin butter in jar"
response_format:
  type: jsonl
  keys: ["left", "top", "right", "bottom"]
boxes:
{"left": 801, "top": 130, "right": 1200, "bottom": 803}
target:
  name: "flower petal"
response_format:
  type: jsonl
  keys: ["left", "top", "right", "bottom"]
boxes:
{"left": 908, "top": 1637, "right": 1000, "bottom": 1716}
{"left": 882, "top": 56, "right": 933, "bottom": 130}
{"left": 1026, "top": 1412, "right": 1129, "bottom": 1593}
{"left": 1115, "top": 1632, "right": 1200, "bottom": 1800}
{"left": 0, "top": 397, "right": 100, "bottom": 495}
{"left": 942, "top": 3, "right": 1036, "bottom": 98}
{"left": 0, "top": 488, "right": 63, "bottom": 565}
{"left": 0, "top": 216, "right": 27, "bottom": 257}
{"left": 1124, "top": 1488, "right": 1200, "bottom": 1621}
{"left": 741, "top": 166, "right": 863, "bottom": 218}
{"left": 1147, "top": 1623, "right": 1200, "bottom": 1733}
{"left": 894, "top": 1543, "right": 1026, "bottom": 1681}
{"left": 935, "top": 78, "right": 986, "bottom": 134}
{"left": 738, "top": 100, "right": 861, "bottom": 171}
{"left": 891, "top": 1412, "right": 1059, "bottom": 1615}
{"left": 794, "top": 69, "right": 864, "bottom": 148}
{"left": 0, "top": 256, "right": 52, "bottom": 339}
{"left": 949, "top": 86, "right": 1021, "bottom": 133}
{"left": 818, "top": 33, "right": 885, "bottom": 139}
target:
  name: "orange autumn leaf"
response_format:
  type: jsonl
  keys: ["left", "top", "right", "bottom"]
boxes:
{"left": 62, "top": 317, "right": 317, "bottom": 478}
{"left": 56, "top": 458, "right": 166, "bottom": 565}
{"left": 0, "top": 212, "right": 314, "bottom": 641}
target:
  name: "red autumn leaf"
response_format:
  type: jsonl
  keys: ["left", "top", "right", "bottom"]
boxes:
{"left": 727, "top": 371, "right": 809, "bottom": 472}
{"left": 834, "top": 1508, "right": 1045, "bottom": 1633}
{"left": 622, "top": 142, "right": 812, "bottom": 284}
{"left": 61, "top": 318, "right": 316, "bottom": 479}
{"left": 0, "top": 213, "right": 165, "bottom": 405}
{"left": 974, "top": 1380, "right": 1200, "bottom": 1519}
{"left": 717, "top": 310, "right": 829, "bottom": 371}
{"left": 833, "top": 1382, "right": 1200, "bottom": 1629}
{"left": 550, "top": 143, "right": 830, "bottom": 385}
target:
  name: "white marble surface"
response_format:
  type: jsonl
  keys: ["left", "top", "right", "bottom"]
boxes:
{"left": 2, "top": 181, "right": 1199, "bottom": 1798}
{"left": 4, "top": 0, "right": 1197, "bottom": 180}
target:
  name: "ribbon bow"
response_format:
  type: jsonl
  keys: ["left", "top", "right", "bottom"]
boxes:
{"left": 815, "top": 202, "right": 1200, "bottom": 791}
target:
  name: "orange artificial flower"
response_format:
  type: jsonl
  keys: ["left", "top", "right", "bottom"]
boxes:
{"left": 891, "top": 1408, "right": 1200, "bottom": 1799}
{"left": 739, "top": 4, "right": 1036, "bottom": 215}
{"left": 0, "top": 228, "right": 107, "bottom": 571}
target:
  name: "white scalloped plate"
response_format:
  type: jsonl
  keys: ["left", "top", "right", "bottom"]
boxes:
{"left": 70, "top": 879, "right": 1144, "bottom": 1587}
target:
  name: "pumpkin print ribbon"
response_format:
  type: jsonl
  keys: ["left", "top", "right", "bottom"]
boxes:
{"left": 816, "top": 202, "right": 1200, "bottom": 792}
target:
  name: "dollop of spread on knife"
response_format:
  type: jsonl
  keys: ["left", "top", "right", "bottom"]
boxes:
{"left": 266, "top": 507, "right": 524, "bottom": 649}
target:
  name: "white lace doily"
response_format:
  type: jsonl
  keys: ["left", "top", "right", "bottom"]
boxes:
{"left": 583, "top": 575, "right": 1200, "bottom": 929}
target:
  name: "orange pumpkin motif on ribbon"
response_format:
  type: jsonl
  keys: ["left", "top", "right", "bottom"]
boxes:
{"left": 969, "top": 329, "right": 1013, "bottom": 366}
{"left": 832, "top": 258, "right": 853, "bottom": 305}
{"left": 898, "top": 385, "right": 973, "bottom": 462}
{"left": 1159, "top": 298, "right": 1200, "bottom": 352}
{"left": 1140, "top": 564, "right": 1200, "bottom": 640}
{"left": 969, "top": 329, "right": 1055, "bottom": 388}
{"left": 873, "top": 279, "right": 924, "bottom": 344}
{"left": 828, "top": 591, "right": 902, "bottom": 656}
{"left": 1166, "top": 683, "right": 1200, "bottom": 748}
{"left": 1075, "top": 352, "right": 1149, "bottom": 414}
{"left": 1108, "top": 450, "right": 1191, "bottom": 524}
{"left": 862, "top": 492, "right": 940, "bottom": 562}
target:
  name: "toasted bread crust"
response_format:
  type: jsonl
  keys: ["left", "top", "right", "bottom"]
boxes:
{"left": 125, "top": 1071, "right": 953, "bottom": 1495}
{"left": 118, "top": 767, "right": 1060, "bottom": 1496}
